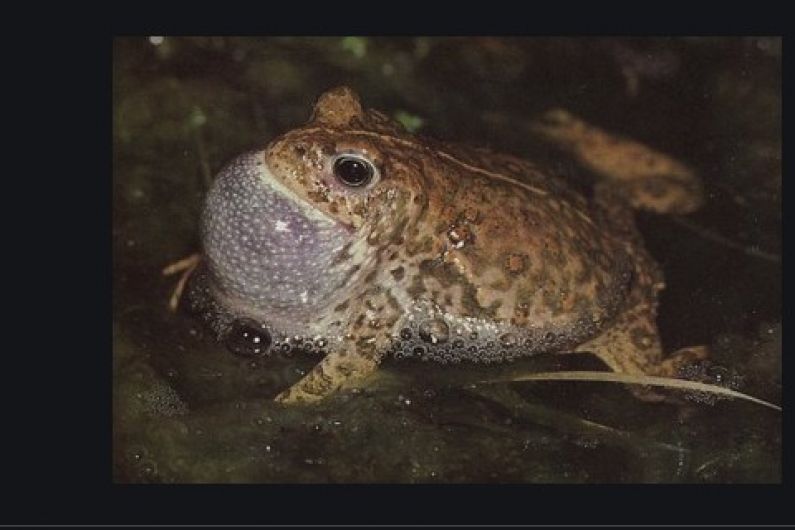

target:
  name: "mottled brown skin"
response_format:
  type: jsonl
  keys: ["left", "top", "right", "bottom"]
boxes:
{"left": 210, "top": 86, "right": 708, "bottom": 403}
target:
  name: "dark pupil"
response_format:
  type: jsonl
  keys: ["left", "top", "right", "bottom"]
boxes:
{"left": 334, "top": 157, "right": 373, "bottom": 186}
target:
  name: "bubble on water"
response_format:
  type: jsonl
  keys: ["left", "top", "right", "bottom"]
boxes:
{"left": 139, "top": 459, "right": 159, "bottom": 478}
{"left": 225, "top": 319, "right": 272, "bottom": 357}
{"left": 452, "top": 338, "right": 464, "bottom": 349}
{"left": 499, "top": 332, "right": 518, "bottom": 348}
{"left": 128, "top": 446, "right": 146, "bottom": 462}
{"left": 705, "top": 364, "right": 741, "bottom": 387}
{"left": 139, "top": 382, "right": 188, "bottom": 417}
{"left": 419, "top": 318, "right": 450, "bottom": 345}
{"left": 679, "top": 361, "right": 745, "bottom": 393}
{"left": 683, "top": 390, "right": 721, "bottom": 406}
{"left": 400, "top": 327, "right": 413, "bottom": 340}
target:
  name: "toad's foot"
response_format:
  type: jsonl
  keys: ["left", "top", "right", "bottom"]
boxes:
{"left": 162, "top": 253, "right": 201, "bottom": 311}
{"left": 573, "top": 296, "right": 710, "bottom": 402}
{"left": 578, "top": 339, "right": 710, "bottom": 403}
{"left": 628, "top": 345, "right": 711, "bottom": 402}
{"left": 657, "top": 345, "right": 710, "bottom": 377}
{"left": 274, "top": 348, "right": 380, "bottom": 404}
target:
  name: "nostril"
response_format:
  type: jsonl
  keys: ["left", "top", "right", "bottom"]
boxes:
{"left": 225, "top": 318, "right": 272, "bottom": 357}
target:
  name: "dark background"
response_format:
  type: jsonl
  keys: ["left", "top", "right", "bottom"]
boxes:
{"left": 1, "top": 8, "right": 789, "bottom": 522}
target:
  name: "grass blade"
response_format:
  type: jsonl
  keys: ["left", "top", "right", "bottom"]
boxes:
{"left": 480, "top": 371, "right": 781, "bottom": 411}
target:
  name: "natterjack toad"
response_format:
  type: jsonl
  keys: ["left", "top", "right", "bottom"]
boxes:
{"left": 185, "top": 86, "right": 708, "bottom": 404}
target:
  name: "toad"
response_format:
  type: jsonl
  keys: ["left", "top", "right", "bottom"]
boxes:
{"left": 175, "top": 86, "right": 708, "bottom": 404}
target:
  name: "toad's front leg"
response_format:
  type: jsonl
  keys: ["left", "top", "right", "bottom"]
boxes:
{"left": 274, "top": 339, "right": 386, "bottom": 404}
{"left": 274, "top": 288, "right": 401, "bottom": 404}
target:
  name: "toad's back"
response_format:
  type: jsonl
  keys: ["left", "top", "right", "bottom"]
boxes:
{"left": 370, "top": 134, "right": 641, "bottom": 360}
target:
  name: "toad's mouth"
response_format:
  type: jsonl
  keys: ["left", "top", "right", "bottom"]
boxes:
{"left": 200, "top": 151, "right": 360, "bottom": 319}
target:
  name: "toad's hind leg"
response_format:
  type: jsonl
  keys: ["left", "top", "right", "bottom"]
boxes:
{"left": 531, "top": 108, "right": 704, "bottom": 215}
{"left": 574, "top": 301, "right": 709, "bottom": 401}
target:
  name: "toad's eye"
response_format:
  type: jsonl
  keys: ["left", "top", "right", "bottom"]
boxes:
{"left": 332, "top": 155, "right": 376, "bottom": 187}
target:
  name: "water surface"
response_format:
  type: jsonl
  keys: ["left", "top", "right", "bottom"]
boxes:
{"left": 113, "top": 36, "right": 781, "bottom": 483}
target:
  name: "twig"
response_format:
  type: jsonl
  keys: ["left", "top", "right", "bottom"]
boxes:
{"left": 162, "top": 253, "right": 201, "bottom": 311}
